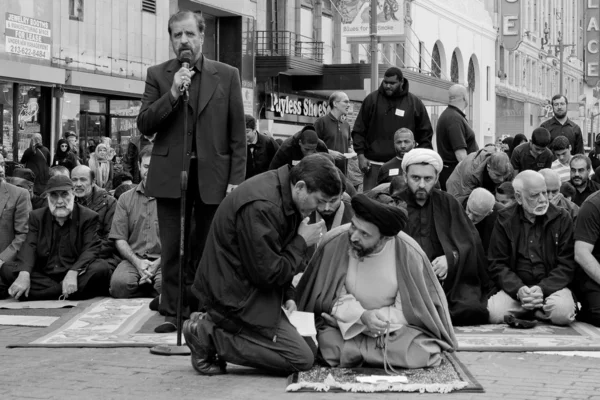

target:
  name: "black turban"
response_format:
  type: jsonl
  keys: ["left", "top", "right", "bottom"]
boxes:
{"left": 351, "top": 194, "right": 407, "bottom": 237}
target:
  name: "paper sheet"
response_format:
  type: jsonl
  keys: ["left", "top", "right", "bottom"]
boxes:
{"left": 0, "top": 299, "right": 79, "bottom": 309}
{"left": 343, "top": 152, "right": 358, "bottom": 159}
{"left": 287, "top": 311, "right": 317, "bottom": 336}
{"left": 0, "top": 315, "right": 59, "bottom": 327}
{"left": 356, "top": 375, "right": 408, "bottom": 384}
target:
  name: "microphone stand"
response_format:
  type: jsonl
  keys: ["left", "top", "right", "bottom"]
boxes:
{"left": 150, "top": 85, "right": 191, "bottom": 356}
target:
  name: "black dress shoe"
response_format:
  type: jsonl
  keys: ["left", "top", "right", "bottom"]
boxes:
{"left": 504, "top": 314, "right": 537, "bottom": 329}
{"left": 149, "top": 296, "right": 160, "bottom": 312}
{"left": 183, "top": 319, "right": 226, "bottom": 375}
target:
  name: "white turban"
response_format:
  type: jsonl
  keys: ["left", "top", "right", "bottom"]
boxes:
{"left": 401, "top": 149, "right": 443, "bottom": 173}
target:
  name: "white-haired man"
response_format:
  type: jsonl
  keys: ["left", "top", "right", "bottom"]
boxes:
{"left": 488, "top": 170, "right": 577, "bottom": 326}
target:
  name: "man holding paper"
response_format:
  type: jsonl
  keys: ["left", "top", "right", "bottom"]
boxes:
{"left": 297, "top": 194, "right": 456, "bottom": 369}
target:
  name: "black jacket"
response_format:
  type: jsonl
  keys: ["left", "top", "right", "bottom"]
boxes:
{"left": 488, "top": 203, "right": 576, "bottom": 299}
{"left": 246, "top": 133, "right": 279, "bottom": 180}
{"left": 75, "top": 185, "right": 117, "bottom": 260}
{"left": 268, "top": 129, "right": 328, "bottom": 170}
{"left": 20, "top": 145, "right": 50, "bottom": 195}
{"left": 192, "top": 166, "right": 307, "bottom": 340}
{"left": 352, "top": 78, "right": 433, "bottom": 162}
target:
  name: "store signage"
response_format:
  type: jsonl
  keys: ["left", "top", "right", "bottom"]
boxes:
{"left": 5, "top": 13, "right": 52, "bottom": 60}
{"left": 267, "top": 93, "right": 330, "bottom": 121}
{"left": 500, "top": 0, "right": 521, "bottom": 51}
{"left": 338, "top": 0, "right": 404, "bottom": 37}
{"left": 585, "top": 0, "right": 600, "bottom": 87}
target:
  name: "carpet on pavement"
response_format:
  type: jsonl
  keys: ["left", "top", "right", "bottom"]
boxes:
{"left": 286, "top": 352, "right": 483, "bottom": 393}
{"left": 0, "top": 299, "right": 79, "bottom": 309}
{"left": 0, "top": 315, "right": 58, "bottom": 327}
{"left": 7, "top": 297, "right": 177, "bottom": 348}
{"left": 456, "top": 322, "right": 600, "bottom": 351}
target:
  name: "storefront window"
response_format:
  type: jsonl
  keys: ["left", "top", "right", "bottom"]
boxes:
{"left": 110, "top": 99, "right": 142, "bottom": 158}
{"left": 0, "top": 81, "right": 14, "bottom": 160}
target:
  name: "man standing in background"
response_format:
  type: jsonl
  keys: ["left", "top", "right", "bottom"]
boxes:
{"left": 314, "top": 91, "right": 352, "bottom": 174}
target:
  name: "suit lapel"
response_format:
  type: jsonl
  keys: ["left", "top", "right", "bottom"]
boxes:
{"left": 0, "top": 182, "right": 9, "bottom": 220}
{"left": 198, "top": 59, "right": 219, "bottom": 117}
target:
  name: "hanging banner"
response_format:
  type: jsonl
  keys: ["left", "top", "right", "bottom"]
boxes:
{"left": 500, "top": 0, "right": 521, "bottom": 51}
{"left": 585, "top": 0, "right": 600, "bottom": 87}
{"left": 338, "top": 0, "right": 404, "bottom": 37}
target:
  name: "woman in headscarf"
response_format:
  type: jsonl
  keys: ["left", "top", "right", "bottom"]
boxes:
{"left": 88, "top": 143, "right": 114, "bottom": 190}
{"left": 52, "top": 138, "right": 78, "bottom": 172}
{"left": 101, "top": 137, "right": 117, "bottom": 161}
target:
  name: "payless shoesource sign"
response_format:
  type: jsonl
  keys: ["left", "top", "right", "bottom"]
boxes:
{"left": 265, "top": 93, "right": 330, "bottom": 124}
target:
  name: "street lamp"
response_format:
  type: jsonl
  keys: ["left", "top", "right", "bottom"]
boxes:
{"left": 540, "top": 12, "right": 576, "bottom": 96}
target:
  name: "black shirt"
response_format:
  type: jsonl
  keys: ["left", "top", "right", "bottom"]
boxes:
{"left": 574, "top": 191, "right": 600, "bottom": 261}
{"left": 515, "top": 210, "right": 547, "bottom": 286}
{"left": 46, "top": 218, "right": 72, "bottom": 276}
{"left": 436, "top": 105, "right": 479, "bottom": 165}
{"left": 510, "top": 142, "right": 553, "bottom": 172}
{"left": 571, "top": 179, "right": 600, "bottom": 207}
{"left": 376, "top": 157, "right": 404, "bottom": 185}
{"left": 540, "top": 117, "right": 584, "bottom": 154}
{"left": 404, "top": 192, "right": 444, "bottom": 261}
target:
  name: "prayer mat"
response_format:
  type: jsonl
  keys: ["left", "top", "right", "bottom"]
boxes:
{"left": 286, "top": 352, "right": 483, "bottom": 393}
{"left": 0, "top": 299, "right": 79, "bottom": 309}
{"left": 456, "top": 322, "right": 600, "bottom": 351}
{"left": 7, "top": 298, "right": 178, "bottom": 348}
{"left": 0, "top": 315, "right": 59, "bottom": 327}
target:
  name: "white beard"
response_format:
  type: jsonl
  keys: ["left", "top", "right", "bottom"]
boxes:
{"left": 48, "top": 195, "right": 75, "bottom": 218}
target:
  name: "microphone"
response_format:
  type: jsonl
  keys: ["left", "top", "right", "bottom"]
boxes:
{"left": 180, "top": 53, "right": 192, "bottom": 93}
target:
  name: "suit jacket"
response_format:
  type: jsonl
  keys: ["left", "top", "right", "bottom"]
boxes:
{"left": 0, "top": 181, "right": 32, "bottom": 263}
{"left": 16, "top": 204, "right": 101, "bottom": 275}
{"left": 137, "top": 56, "right": 246, "bottom": 203}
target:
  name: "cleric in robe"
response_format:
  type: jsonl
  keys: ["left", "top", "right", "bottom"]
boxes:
{"left": 394, "top": 149, "right": 491, "bottom": 325}
{"left": 297, "top": 194, "right": 456, "bottom": 369}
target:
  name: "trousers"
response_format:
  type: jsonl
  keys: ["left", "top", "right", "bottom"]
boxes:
{"left": 109, "top": 259, "right": 162, "bottom": 299}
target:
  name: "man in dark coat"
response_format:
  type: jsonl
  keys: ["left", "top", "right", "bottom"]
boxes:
{"left": 352, "top": 67, "right": 433, "bottom": 191}
{"left": 488, "top": 170, "right": 577, "bottom": 326}
{"left": 122, "top": 134, "right": 154, "bottom": 183}
{"left": 268, "top": 126, "right": 328, "bottom": 170}
{"left": 244, "top": 115, "right": 279, "bottom": 180}
{"left": 183, "top": 154, "right": 343, "bottom": 376}
{"left": 137, "top": 10, "right": 246, "bottom": 331}
{"left": 0, "top": 175, "right": 111, "bottom": 301}
{"left": 20, "top": 133, "right": 50, "bottom": 195}
{"left": 540, "top": 94, "right": 584, "bottom": 154}
{"left": 395, "top": 149, "right": 491, "bottom": 326}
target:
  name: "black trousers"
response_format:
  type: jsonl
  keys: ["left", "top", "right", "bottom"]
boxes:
{"left": 438, "top": 164, "right": 456, "bottom": 192}
{"left": 576, "top": 269, "right": 600, "bottom": 327}
{"left": 0, "top": 260, "right": 111, "bottom": 300}
{"left": 156, "top": 159, "right": 218, "bottom": 320}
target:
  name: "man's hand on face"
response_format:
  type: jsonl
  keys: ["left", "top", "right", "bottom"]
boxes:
{"left": 8, "top": 271, "right": 30, "bottom": 300}
{"left": 360, "top": 309, "right": 389, "bottom": 335}
{"left": 61, "top": 270, "right": 79, "bottom": 298}
{"left": 518, "top": 286, "right": 544, "bottom": 310}
{"left": 431, "top": 256, "right": 448, "bottom": 280}
{"left": 170, "top": 66, "right": 196, "bottom": 99}
{"left": 297, "top": 218, "right": 326, "bottom": 246}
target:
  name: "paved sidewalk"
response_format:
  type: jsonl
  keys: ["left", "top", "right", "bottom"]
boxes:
{"left": 0, "top": 325, "right": 599, "bottom": 400}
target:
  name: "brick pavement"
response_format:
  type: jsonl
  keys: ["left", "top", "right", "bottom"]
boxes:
{"left": 0, "top": 325, "right": 599, "bottom": 400}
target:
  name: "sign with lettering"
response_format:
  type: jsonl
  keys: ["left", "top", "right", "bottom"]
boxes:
{"left": 338, "top": 0, "right": 404, "bottom": 37}
{"left": 267, "top": 93, "right": 330, "bottom": 121}
{"left": 5, "top": 13, "right": 52, "bottom": 60}
{"left": 585, "top": 0, "right": 600, "bottom": 87}
{"left": 500, "top": 0, "right": 521, "bottom": 51}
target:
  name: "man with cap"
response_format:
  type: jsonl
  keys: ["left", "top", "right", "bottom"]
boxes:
{"left": 9, "top": 168, "right": 46, "bottom": 210}
{"left": 0, "top": 175, "right": 111, "bottom": 301}
{"left": 352, "top": 67, "right": 434, "bottom": 191}
{"left": 511, "top": 128, "right": 554, "bottom": 174}
{"left": 394, "top": 149, "right": 491, "bottom": 325}
{"left": 0, "top": 155, "right": 31, "bottom": 272}
{"left": 269, "top": 126, "right": 329, "bottom": 170}
{"left": 446, "top": 146, "right": 513, "bottom": 206}
{"left": 488, "top": 170, "right": 577, "bottom": 326}
{"left": 297, "top": 194, "right": 456, "bottom": 369}
{"left": 539, "top": 168, "right": 579, "bottom": 220}
{"left": 244, "top": 114, "right": 279, "bottom": 180}
{"left": 466, "top": 188, "right": 498, "bottom": 255}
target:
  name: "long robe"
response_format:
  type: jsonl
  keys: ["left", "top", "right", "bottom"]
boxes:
{"left": 397, "top": 189, "right": 491, "bottom": 325}
{"left": 297, "top": 225, "right": 457, "bottom": 368}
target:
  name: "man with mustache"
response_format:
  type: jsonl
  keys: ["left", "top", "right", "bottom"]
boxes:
{"left": 376, "top": 128, "right": 415, "bottom": 185}
{"left": 569, "top": 154, "right": 600, "bottom": 207}
{"left": 539, "top": 168, "right": 579, "bottom": 220}
{"left": 0, "top": 175, "right": 110, "bottom": 301}
{"left": 137, "top": 10, "right": 245, "bottom": 332}
{"left": 297, "top": 194, "right": 456, "bottom": 369}
{"left": 487, "top": 170, "right": 577, "bottom": 326}
{"left": 394, "top": 149, "right": 491, "bottom": 326}
{"left": 540, "top": 94, "right": 584, "bottom": 154}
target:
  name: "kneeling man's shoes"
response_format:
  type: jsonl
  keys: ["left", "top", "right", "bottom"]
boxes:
{"left": 504, "top": 314, "right": 537, "bottom": 329}
{"left": 183, "top": 319, "right": 226, "bottom": 375}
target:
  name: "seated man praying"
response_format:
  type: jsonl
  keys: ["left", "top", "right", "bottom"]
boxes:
{"left": 297, "top": 194, "right": 456, "bottom": 369}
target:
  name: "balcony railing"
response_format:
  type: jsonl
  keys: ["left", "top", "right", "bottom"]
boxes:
{"left": 256, "top": 31, "right": 324, "bottom": 63}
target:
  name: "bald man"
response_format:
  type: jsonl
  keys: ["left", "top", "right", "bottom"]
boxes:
{"left": 539, "top": 168, "right": 579, "bottom": 220}
{"left": 466, "top": 188, "right": 498, "bottom": 255}
{"left": 436, "top": 84, "right": 479, "bottom": 190}
{"left": 72, "top": 165, "right": 118, "bottom": 263}
{"left": 376, "top": 128, "right": 415, "bottom": 185}
{"left": 488, "top": 170, "right": 577, "bottom": 326}
{"left": 314, "top": 91, "right": 352, "bottom": 173}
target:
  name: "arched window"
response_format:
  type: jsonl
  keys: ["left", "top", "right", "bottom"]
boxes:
{"left": 451, "top": 51, "right": 459, "bottom": 83}
{"left": 432, "top": 43, "right": 441, "bottom": 78}
{"left": 467, "top": 58, "right": 475, "bottom": 124}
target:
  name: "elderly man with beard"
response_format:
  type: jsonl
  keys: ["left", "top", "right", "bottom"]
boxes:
{"left": 394, "top": 149, "right": 490, "bottom": 326}
{"left": 487, "top": 170, "right": 577, "bottom": 326}
{"left": 539, "top": 168, "right": 579, "bottom": 220}
{"left": 540, "top": 94, "right": 584, "bottom": 154}
{"left": 0, "top": 175, "right": 110, "bottom": 300}
{"left": 376, "top": 128, "right": 415, "bottom": 185}
{"left": 569, "top": 155, "right": 600, "bottom": 207}
{"left": 297, "top": 194, "right": 456, "bottom": 369}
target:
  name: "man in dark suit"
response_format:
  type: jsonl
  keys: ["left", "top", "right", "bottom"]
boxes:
{"left": 0, "top": 154, "right": 32, "bottom": 271}
{"left": 0, "top": 175, "right": 111, "bottom": 301}
{"left": 244, "top": 115, "right": 279, "bottom": 180}
{"left": 137, "top": 10, "right": 246, "bottom": 332}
